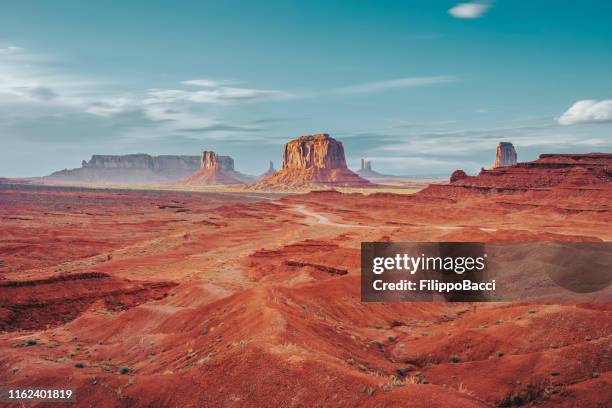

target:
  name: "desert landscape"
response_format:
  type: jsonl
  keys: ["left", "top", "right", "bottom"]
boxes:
{"left": 2, "top": 2, "right": 612, "bottom": 406}
{"left": 1, "top": 132, "right": 610, "bottom": 407}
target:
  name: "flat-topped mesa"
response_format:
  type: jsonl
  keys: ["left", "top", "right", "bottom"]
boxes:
{"left": 256, "top": 133, "right": 374, "bottom": 189}
{"left": 282, "top": 133, "right": 347, "bottom": 170}
{"left": 492, "top": 142, "right": 517, "bottom": 168}
{"left": 420, "top": 152, "right": 612, "bottom": 199}
{"left": 46, "top": 154, "right": 201, "bottom": 184}
{"left": 180, "top": 151, "right": 243, "bottom": 185}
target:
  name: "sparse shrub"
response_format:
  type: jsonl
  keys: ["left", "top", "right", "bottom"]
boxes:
{"left": 495, "top": 320, "right": 503, "bottom": 325}
{"left": 75, "top": 362, "right": 84, "bottom": 368}
{"left": 528, "top": 309, "right": 536, "bottom": 314}
{"left": 346, "top": 357, "right": 355, "bottom": 365}
{"left": 544, "top": 388, "right": 557, "bottom": 395}
{"left": 119, "top": 366, "right": 130, "bottom": 375}
{"left": 550, "top": 371, "right": 560, "bottom": 377}
{"left": 449, "top": 355, "right": 460, "bottom": 363}
{"left": 25, "top": 339, "right": 38, "bottom": 346}
{"left": 497, "top": 351, "right": 505, "bottom": 357}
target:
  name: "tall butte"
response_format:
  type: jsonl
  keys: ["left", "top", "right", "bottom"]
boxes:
{"left": 492, "top": 142, "right": 517, "bottom": 168}
{"left": 256, "top": 133, "right": 374, "bottom": 189}
{"left": 179, "top": 151, "right": 243, "bottom": 185}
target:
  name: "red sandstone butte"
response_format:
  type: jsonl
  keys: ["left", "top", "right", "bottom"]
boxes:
{"left": 180, "top": 151, "right": 243, "bottom": 185}
{"left": 256, "top": 133, "right": 374, "bottom": 189}
{"left": 492, "top": 142, "right": 518, "bottom": 168}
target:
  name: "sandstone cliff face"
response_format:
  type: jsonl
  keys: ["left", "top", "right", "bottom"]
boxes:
{"left": 257, "top": 134, "right": 374, "bottom": 189}
{"left": 46, "top": 154, "right": 200, "bottom": 184}
{"left": 492, "top": 142, "right": 517, "bottom": 168}
{"left": 282, "top": 134, "right": 347, "bottom": 170}
{"left": 421, "top": 153, "right": 612, "bottom": 199}
{"left": 180, "top": 151, "right": 243, "bottom": 185}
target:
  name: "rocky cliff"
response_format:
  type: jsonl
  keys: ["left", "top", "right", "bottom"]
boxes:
{"left": 179, "top": 151, "right": 244, "bottom": 185}
{"left": 256, "top": 134, "right": 374, "bottom": 189}
{"left": 421, "top": 153, "right": 612, "bottom": 199}
{"left": 492, "top": 142, "right": 517, "bottom": 168}
{"left": 46, "top": 154, "right": 201, "bottom": 184}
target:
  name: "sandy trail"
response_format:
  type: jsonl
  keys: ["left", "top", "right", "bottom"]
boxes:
{"left": 290, "top": 204, "right": 372, "bottom": 228}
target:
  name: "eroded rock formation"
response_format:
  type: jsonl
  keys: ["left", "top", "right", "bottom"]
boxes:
{"left": 421, "top": 153, "right": 612, "bottom": 198}
{"left": 256, "top": 134, "right": 374, "bottom": 189}
{"left": 356, "top": 158, "right": 390, "bottom": 180}
{"left": 46, "top": 154, "right": 201, "bottom": 184}
{"left": 258, "top": 161, "right": 277, "bottom": 179}
{"left": 450, "top": 169, "right": 468, "bottom": 183}
{"left": 180, "top": 151, "right": 244, "bottom": 185}
{"left": 493, "top": 142, "right": 517, "bottom": 168}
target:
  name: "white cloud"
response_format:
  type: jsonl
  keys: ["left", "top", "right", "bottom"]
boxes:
{"left": 448, "top": 2, "right": 490, "bottom": 19}
{"left": 332, "top": 76, "right": 456, "bottom": 94}
{"left": 0, "top": 45, "right": 25, "bottom": 55}
{"left": 144, "top": 86, "right": 290, "bottom": 104}
{"left": 181, "top": 79, "right": 236, "bottom": 87}
{"left": 85, "top": 97, "right": 136, "bottom": 117}
{"left": 557, "top": 99, "right": 612, "bottom": 125}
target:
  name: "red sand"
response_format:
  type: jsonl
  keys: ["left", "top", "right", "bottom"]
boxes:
{"left": 0, "top": 183, "right": 610, "bottom": 407}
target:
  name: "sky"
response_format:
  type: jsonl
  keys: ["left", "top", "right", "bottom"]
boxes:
{"left": 1, "top": 0, "right": 611, "bottom": 177}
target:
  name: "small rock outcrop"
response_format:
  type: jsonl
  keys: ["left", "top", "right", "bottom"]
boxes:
{"left": 258, "top": 161, "right": 277, "bottom": 179}
{"left": 180, "top": 151, "right": 243, "bottom": 185}
{"left": 46, "top": 154, "right": 201, "bottom": 184}
{"left": 492, "top": 142, "right": 517, "bottom": 168}
{"left": 256, "top": 133, "right": 374, "bottom": 189}
{"left": 450, "top": 169, "right": 468, "bottom": 183}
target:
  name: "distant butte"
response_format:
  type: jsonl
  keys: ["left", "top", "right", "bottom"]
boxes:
{"left": 255, "top": 133, "right": 375, "bottom": 189}
{"left": 492, "top": 142, "right": 517, "bottom": 168}
{"left": 356, "top": 158, "right": 393, "bottom": 180}
{"left": 179, "top": 151, "right": 244, "bottom": 185}
{"left": 258, "top": 160, "right": 277, "bottom": 180}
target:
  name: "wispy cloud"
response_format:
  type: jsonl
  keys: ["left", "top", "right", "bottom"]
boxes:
{"left": 558, "top": 99, "right": 612, "bottom": 125}
{"left": 181, "top": 79, "right": 237, "bottom": 87}
{"left": 448, "top": 2, "right": 491, "bottom": 19}
{"left": 144, "top": 86, "right": 291, "bottom": 105}
{"left": 332, "top": 76, "right": 457, "bottom": 95}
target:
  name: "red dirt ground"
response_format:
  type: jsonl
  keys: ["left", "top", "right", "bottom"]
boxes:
{"left": 0, "top": 183, "right": 610, "bottom": 407}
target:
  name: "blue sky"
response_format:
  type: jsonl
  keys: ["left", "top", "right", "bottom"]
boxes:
{"left": 1, "top": 0, "right": 611, "bottom": 177}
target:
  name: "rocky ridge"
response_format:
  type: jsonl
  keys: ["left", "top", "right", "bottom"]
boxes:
{"left": 421, "top": 153, "right": 612, "bottom": 198}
